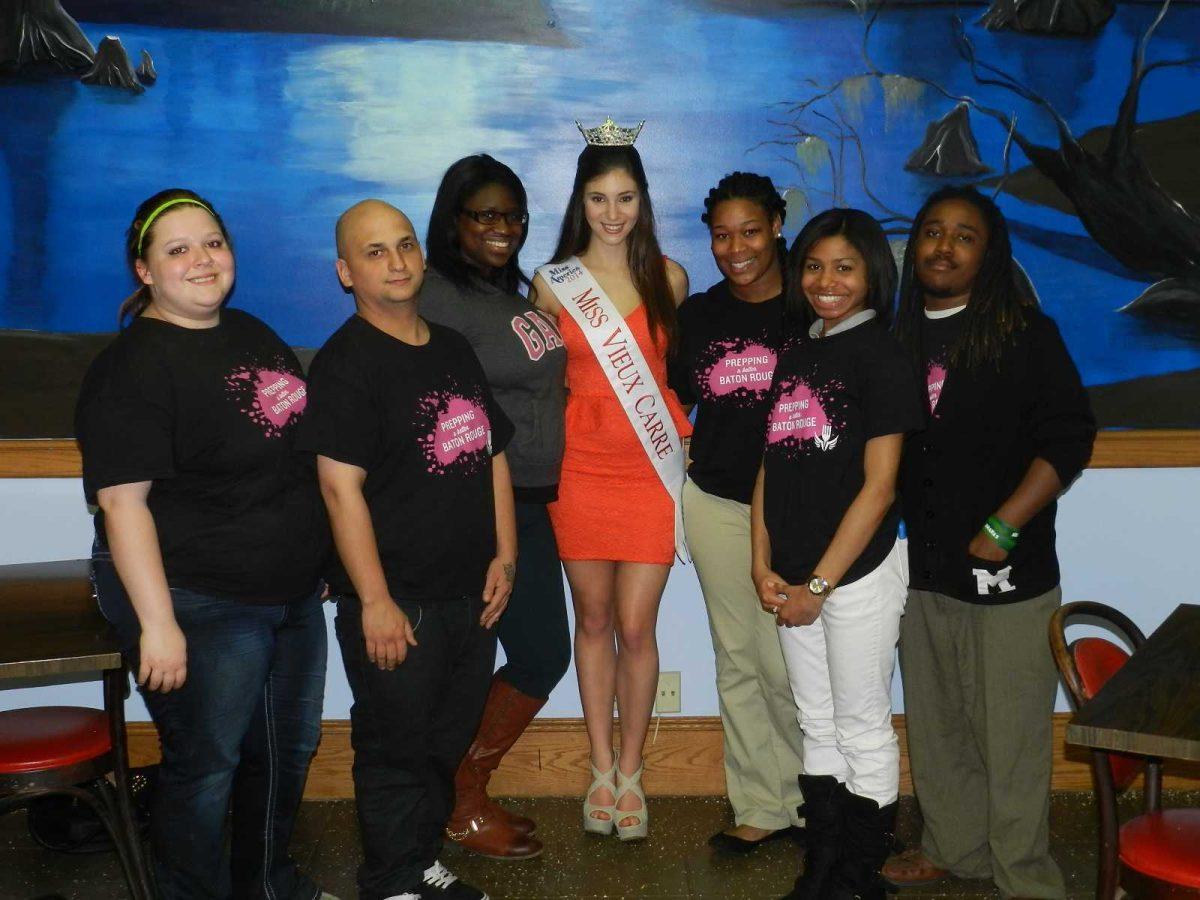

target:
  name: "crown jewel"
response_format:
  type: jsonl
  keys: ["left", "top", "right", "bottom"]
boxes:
{"left": 575, "top": 116, "right": 644, "bottom": 147}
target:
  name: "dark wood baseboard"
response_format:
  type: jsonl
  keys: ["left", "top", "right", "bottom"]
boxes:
{"left": 124, "top": 714, "right": 1200, "bottom": 801}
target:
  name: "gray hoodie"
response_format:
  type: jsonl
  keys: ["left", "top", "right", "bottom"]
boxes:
{"left": 421, "top": 268, "right": 566, "bottom": 492}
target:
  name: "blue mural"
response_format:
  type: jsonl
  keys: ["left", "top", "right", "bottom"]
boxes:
{"left": 2, "top": 0, "right": 1199, "bottom": 434}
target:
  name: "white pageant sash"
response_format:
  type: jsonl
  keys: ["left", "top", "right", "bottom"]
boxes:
{"left": 538, "top": 257, "right": 690, "bottom": 563}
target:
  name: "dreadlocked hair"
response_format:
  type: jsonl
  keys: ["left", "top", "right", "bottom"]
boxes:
{"left": 701, "top": 171, "right": 788, "bottom": 265}
{"left": 895, "top": 186, "right": 1036, "bottom": 371}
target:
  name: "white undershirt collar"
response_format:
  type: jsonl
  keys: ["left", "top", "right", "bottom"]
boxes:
{"left": 924, "top": 303, "right": 967, "bottom": 320}
{"left": 809, "top": 308, "right": 877, "bottom": 339}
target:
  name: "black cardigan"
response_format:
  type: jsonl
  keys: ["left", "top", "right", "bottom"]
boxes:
{"left": 900, "top": 309, "right": 1096, "bottom": 604}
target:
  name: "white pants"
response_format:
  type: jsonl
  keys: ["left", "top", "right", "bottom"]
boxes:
{"left": 777, "top": 538, "right": 907, "bottom": 806}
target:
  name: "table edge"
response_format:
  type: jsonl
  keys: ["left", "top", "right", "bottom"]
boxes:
{"left": 1066, "top": 721, "right": 1200, "bottom": 762}
{"left": 0, "top": 653, "right": 124, "bottom": 681}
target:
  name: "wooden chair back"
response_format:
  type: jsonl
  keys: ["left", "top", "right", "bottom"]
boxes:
{"left": 1049, "top": 600, "right": 1162, "bottom": 900}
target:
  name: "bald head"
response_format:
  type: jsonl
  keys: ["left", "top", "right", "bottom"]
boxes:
{"left": 334, "top": 199, "right": 425, "bottom": 311}
{"left": 335, "top": 199, "right": 413, "bottom": 259}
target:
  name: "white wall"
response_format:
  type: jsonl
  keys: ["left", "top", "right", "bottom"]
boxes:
{"left": 1, "top": 468, "right": 1194, "bottom": 720}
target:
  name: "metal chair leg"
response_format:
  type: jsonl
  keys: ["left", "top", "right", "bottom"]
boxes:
{"left": 105, "top": 665, "right": 156, "bottom": 900}
{"left": 50, "top": 782, "right": 145, "bottom": 900}
{"left": 93, "top": 779, "right": 148, "bottom": 900}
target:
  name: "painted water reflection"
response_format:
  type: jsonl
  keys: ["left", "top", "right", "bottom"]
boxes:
{"left": 1, "top": 0, "right": 1197, "bottom": 387}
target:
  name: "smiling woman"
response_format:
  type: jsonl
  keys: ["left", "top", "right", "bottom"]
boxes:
{"left": 667, "top": 171, "right": 805, "bottom": 855}
{"left": 753, "top": 207, "right": 923, "bottom": 897}
{"left": 530, "top": 131, "right": 692, "bottom": 844}
{"left": 420, "top": 154, "right": 570, "bottom": 860}
{"left": 73, "top": 187, "right": 332, "bottom": 899}
{"left": 119, "top": 192, "right": 235, "bottom": 328}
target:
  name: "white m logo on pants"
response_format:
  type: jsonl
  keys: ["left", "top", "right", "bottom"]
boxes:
{"left": 973, "top": 566, "right": 1015, "bottom": 596}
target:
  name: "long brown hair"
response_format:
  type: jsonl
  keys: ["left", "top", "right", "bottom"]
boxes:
{"left": 119, "top": 188, "right": 232, "bottom": 327}
{"left": 550, "top": 145, "right": 677, "bottom": 349}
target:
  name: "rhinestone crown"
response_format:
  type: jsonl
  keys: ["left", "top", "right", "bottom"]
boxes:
{"left": 575, "top": 116, "right": 644, "bottom": 147}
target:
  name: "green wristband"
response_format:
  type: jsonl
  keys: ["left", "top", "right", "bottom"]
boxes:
{"left": 983, "top": 515, "right": 1019, "bottom": 551}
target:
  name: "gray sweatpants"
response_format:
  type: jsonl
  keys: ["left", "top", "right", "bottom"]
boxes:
{"left": 899, "top": 587, "right": 1066, "bottom": 899}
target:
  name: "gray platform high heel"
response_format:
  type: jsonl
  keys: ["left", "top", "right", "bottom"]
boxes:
{"left": 582, "top": 758, "right": 617, "bottom": 835}
{"left": 614, "top": 762, "right": 648, "bottom": 842}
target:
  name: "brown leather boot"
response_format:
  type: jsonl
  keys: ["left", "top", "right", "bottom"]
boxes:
{"left": 446, "top": 676, "right": 545, "bottom": 859}
{"left": 489, "top": 799, "right": 536, "bottom": 836}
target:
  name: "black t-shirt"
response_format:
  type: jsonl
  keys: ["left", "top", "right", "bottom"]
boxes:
{"left": 669, "top": 281, "right": 784, "bottom": 504}
{"left": 296, "top": 315, "right": 515, "bottom": 602}
{"left": 763, "top": 317, "right": 924, "bottom": 586}
{"left": 75, "top": 309, "right": 329, "bottom": 604}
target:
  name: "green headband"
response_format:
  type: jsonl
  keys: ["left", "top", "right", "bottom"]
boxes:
{"left": 136, "top": 198, "right": 216, "bottom": 255}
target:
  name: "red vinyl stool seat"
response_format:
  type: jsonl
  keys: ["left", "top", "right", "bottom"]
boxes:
{"left": 1121, "top": 809, "right": 1200, "bottom": 889}
{"left": 0, "top": 707, "right": 112, "bottom": 773}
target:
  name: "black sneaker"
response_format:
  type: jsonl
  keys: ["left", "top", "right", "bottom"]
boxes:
{"left": 421, "top": 860, "right": 489, "bottom": 900}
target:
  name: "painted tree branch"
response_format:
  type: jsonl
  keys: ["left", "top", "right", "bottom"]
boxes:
{"left": 951, "top": 0, "right": 1200, "bottom": 278}
{"left": 774, "top": 0, "right": 1200, "bottom": 280}
{"left": 952, "top": 16, "right": 1078, "bottom": 151}
{"left": 839, "top": 115, "right": 912, "bottom": 221}
{"left": 1108, "top": 0, "right": 1199, "bottom": 165}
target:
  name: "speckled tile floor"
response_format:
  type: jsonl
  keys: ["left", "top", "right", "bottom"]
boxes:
{"left": 2, "top": 791, "right": 1197, "bottom": 899}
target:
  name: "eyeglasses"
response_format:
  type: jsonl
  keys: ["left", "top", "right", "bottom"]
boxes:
{"left": 460, "top": 208, "right": 529, "bottom": 227}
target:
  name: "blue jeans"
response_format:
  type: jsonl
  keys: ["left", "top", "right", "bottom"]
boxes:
{"left": 334, "top": 593, "right": 496, "bottom": 900}
{"left": 494, "top": 501, "right": 570, "bottom": 699}
{"left": 93, "top": 551, "right": 327, "bottom": 900}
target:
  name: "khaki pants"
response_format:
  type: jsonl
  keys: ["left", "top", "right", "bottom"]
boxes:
{"left": 900, "top": 587, "right": 1066, "bottom": 899}
{"left": 683, "top": 479, "right": 805, "bottom": 829}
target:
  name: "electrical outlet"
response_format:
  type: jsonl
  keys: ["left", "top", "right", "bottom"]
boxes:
{"left": 656, "top": 671, "right": 681, "bottom": 714}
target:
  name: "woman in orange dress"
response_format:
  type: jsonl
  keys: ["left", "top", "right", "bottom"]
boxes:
{"left": 531, "top": 125, "right": 690, "bottom": 841}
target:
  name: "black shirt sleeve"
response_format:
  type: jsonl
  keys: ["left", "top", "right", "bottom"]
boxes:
{"left": 1024, "top": 313, "right": 1096, "bottom": 486}
{"left": 667, "top": 297, "right": 698, "bottom": 405}
{"left": 75, "top": 347, "right": 176, "bottom": 500}
{"left": 296, "top": 343, "right": 379, "bottom": 471}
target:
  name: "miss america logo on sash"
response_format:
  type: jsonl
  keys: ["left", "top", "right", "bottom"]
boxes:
{"left": 537, "top": 257, "right": 690, "bottom": 563}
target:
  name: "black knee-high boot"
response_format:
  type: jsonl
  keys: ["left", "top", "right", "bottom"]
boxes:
{"left": 780, "top": 774, "right": 846, "bottom": 900}
{"left": 827, "top": 792, "right": 898, "bottom": 900}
